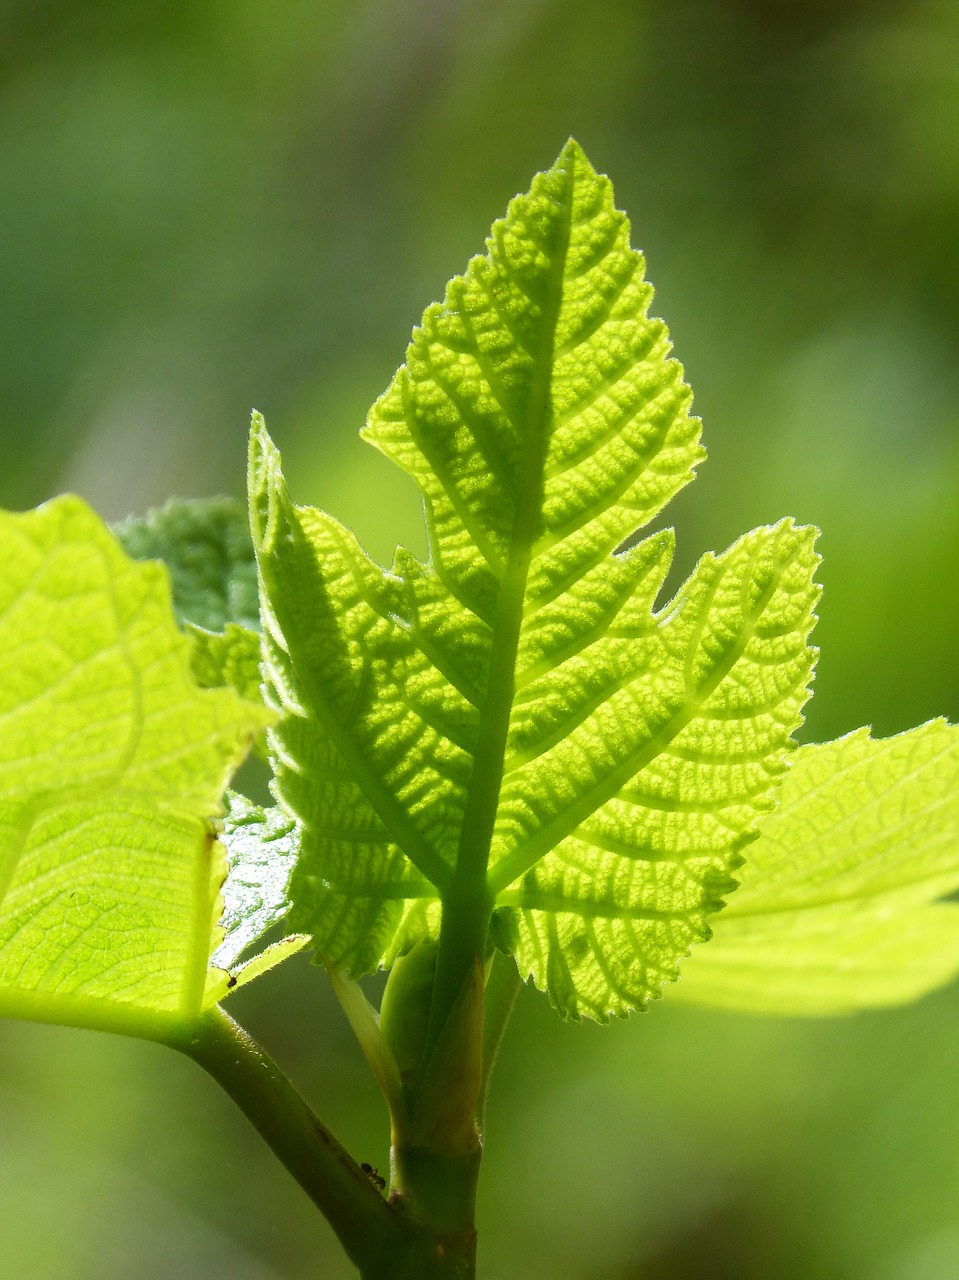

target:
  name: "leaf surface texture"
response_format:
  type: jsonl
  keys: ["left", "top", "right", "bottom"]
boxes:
{"left": 673, "top": 722, "right": 959, "bottom": 1013}
{"left": 252, "top": 141, "right": 820, "bottom": 1018}
{"left": 0, "top": 497, "right": 267, "bottom": 1038}
{"left": 113, "top": 496, "right": 259, "bottom": 632}
{"left": 211, "top": 791, "right": 307, "bottom": 993}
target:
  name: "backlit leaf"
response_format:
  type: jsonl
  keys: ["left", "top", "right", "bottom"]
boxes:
{"left": 188, "top": 621, "right": 264, "bottom": 704}
{"left": 673, "top": 722, "right": 959, "bottom": 1014}
{"left": 0, "top": 497, "right": 268, "bottom": 1040}
{"left": 252, "top": 141, "right": 820, "bottom": 1018}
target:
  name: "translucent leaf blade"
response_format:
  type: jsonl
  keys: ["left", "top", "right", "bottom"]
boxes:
{"left": 0, "top": 497, "right": 268, "bottom": 1038}
{"left": 255, "top": 143, "right": 819, "bottom": 1020}
{"left": 249, "top": 425, "right": 446, "bottom": 973}
{"left": 364, "top": 138, "right": 704, "bottom": 620}
{"left": 495, "top": 520, "right": 820, "bottom": 1018}
{"left": 188, "top": 621, "right": 264, "bottom": 704}
{"left": 115, "top": 498, "right": 266, "bottom": 711}
{"left": 673, "top": 723, "right": 959, "bottom": 1014}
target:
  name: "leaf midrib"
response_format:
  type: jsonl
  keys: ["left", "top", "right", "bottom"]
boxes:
{"left": 452, "top": 171, "right": 577, "bottom": 896}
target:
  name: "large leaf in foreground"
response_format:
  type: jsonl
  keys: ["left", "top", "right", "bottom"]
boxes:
{"left": 252, "top": 140, "right": 820, "bottom": 1018}
{"left": 0, "top": 497, "right": 268, "bottom": 1040}
{"left": 673, "top": 722, "right": 959, "bottom": 1014}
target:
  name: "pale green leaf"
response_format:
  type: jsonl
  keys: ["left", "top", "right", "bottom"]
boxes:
{"left": 216, "top": 935, "right": 309, "bottom": 994}
{"left": 494, "top": 519, "right": 819, "bottom": 1018}
{"left": 672, "top": 722, "right": 959, "bottom": 1014}
{"left": 205, "top": 931, "right": 310, "bottom": 1005}
{"left": 112, "top": 496, "right": 259, "bottom": 633}
{"left": 252, "top": 140, "right": 819, "bottom": 1019}
{"left": 187, "top": 621, "right": 264, "bottom": 702}
{"left": 0, "top": 496, "right": 269, "bottom": 1040}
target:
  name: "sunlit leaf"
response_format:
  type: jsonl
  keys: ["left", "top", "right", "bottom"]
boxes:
{"left": 673, "top": 722, "right": 959, "bottom": 1014}
{"left": 252, "top": 141, "right": 820, "bottom": 1018}
{"left": 188, "top": 621, "right": 264, "bottom": 704}
{"left": 0, "top": 497, "right": 268, "bottom": 1040}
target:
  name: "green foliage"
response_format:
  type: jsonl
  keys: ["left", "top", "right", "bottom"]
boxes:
{"left": 3, "top": 141, "right": 956, "bottom": 1043}
{"left": 212, "top": 791, "right": 309, "bottom": 992}
{"left": 251, "top": 140, "right": 821, "bottom": 1019}
{"left": 112, "top": 496, "right": 259, "bottom": 633}
{"left": 188, "top": 622, "right": 265, "bottom": 704}
{"left": 674, "top": 721, "right": 959, "bottom": 1013}
{"left": 3, "top": 136, "right": 959, "bottom": 1280}
{"left": 115, "top": 497, "right": 268, "bottom": 745}
{"left": 0, "top": 496, "right": 267, "bottom": 1040}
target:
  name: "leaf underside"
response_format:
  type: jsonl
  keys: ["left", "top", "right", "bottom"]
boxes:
{"left": 211, "top": 791, "right": 309, "bottom": 994}
{"left": 251, "top": 140, "right": 820, "bottom": 1019}
{"left": 0, "top": 498, "right": 267, "bottom": 1039}
{"left": 673, "top": 721, "right": 959, "bottom": 1014}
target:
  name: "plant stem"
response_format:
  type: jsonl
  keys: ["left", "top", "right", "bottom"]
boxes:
{"left": 390, "top": 1143, "right": 479, "bottom": 1278}
{"left": 480, "top": 950, "right": 522, "bottom": 1110}
{"left": 181, "top": 1007, "right": 418, "bottom": 1276}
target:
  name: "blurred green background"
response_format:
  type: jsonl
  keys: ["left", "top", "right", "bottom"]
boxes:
{"left": 2, "top": 1, "right": 959, "bottom": 1276}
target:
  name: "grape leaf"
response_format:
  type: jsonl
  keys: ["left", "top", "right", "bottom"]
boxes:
{"left": 251, "top": 140, "right": 820, "bottom": 1019}
{"left": 112, "top": 496, "right": 259, "bottom": 633}
{"left": 672, "top": 722, "right": 959, "bottom": 1014}
{"left": 0, "top": 496, "right": 269, "bottom": 1041}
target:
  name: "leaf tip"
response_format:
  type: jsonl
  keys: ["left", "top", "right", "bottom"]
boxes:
{"left": 247, "top": 409, "right": 274, "bottom": 472}
{"left": 556, "top": 135, "right": 586, "bottom": 166}
{"left": 247, "top": 414, "right": 288, "bottom": 554}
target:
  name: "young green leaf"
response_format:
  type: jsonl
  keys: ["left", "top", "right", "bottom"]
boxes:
{"left": 672, "top": 721, "right": 959, "bottom": 1014}
{"left": 112, "top": 495, "right": 259, "bottom": 633}
{"left": 211, "top": 791, "right": 308, "bottom": 994}
{"left": 114, "top": 497, "right": 267, "bottom": 726}
{"left": 188, "top": 621, "right": 264, "bottom": 703}
{"left": 0, "top": 496, "right": 268, "bottom": 1041}
{"left": 251, "top": 140, "right": 820, "bottom": 1019}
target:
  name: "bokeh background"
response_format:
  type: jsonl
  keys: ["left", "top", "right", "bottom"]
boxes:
{"left": 2, "top": 1, "right": 959, "bottom": 1276}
